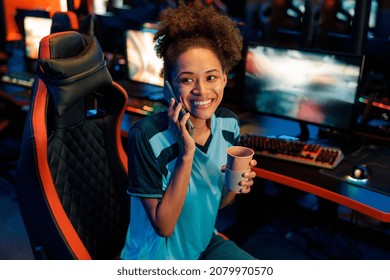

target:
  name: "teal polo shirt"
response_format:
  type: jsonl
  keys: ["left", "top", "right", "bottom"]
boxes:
{"left": 120, "top": 107, "right": 240, "bottom": 259}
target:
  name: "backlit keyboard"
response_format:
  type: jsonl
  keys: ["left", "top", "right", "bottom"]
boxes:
{"left": 1, "top": 71, "right": 36, "bottom": 88}
{"left": 240, "top": 134, "right": 344, "bottom": 169}
{"left": 126, "top": 96, "right": 167, "bottom": 116}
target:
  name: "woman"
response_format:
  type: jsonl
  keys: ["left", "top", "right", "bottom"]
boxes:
{"left": 120, "top": 1, "right": 257, "bottom": 260}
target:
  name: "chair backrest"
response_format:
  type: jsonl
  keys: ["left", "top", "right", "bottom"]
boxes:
{"left": 372, "top": 3, "right": 390, "bottom": 39}
{"left": 317, "top": 0, "right": 353, "bottom": 35}
{"left": 307, "top": 0, "right": 354, "bottom": 52}
{"left": 16, "top": 31, "right": 129, "bottom": 260}
{"left": 50, "top": 11, "right": 80, "bottom": 34}
{"left": 257, "top": 0, "right": 304, "bottom": 46}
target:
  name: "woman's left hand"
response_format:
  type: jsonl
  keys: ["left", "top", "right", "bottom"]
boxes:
{"left": 238, "top": 159, "right": 257, "bottom": 194}
{"left": 221, "top": 159, "right": 257, "bottom": 194}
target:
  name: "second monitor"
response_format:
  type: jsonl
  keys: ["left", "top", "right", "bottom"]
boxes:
{"left": 125, "top": 27, "right": 163, "bottom": 88}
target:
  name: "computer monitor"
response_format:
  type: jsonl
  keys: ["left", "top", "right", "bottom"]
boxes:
{"left": 93, "top": 0, "right": 108, "bottom": 15}
{"left": 14, "top": 9, "right": 50, "bottom": 40}
{"left": 243, "top": 43, "right": 363, "bottom": 136}
{"left": 23, "top": 16, "right": 53, "bottom": 60}
{"left": 124, "top": 27, "right": 164, "bottom": 87}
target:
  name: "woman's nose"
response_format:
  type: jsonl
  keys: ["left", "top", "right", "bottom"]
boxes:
{"left": 192, "top": 80, "right": 207, "bottom": 95}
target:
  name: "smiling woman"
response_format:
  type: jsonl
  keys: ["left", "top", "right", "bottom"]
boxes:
{"left": 120, "top": 1, "right": 258, "bottom": 260}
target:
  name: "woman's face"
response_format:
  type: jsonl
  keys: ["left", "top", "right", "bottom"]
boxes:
{"left": 170, "top": 47, "right": 227, "bottom": 122}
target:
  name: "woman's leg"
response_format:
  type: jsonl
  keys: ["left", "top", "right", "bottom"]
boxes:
{"left": 199, "top": 233, "right": 256, "bottom": 260}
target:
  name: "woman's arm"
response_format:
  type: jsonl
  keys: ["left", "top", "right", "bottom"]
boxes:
{"left": 141, "top": 151, "right": 193, "bottom": 237}
{"left": 141, "top": 99, "right": 196, "bottom": 237}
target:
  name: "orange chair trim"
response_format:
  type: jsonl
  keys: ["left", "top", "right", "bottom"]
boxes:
{"left": 66, "top": 11, "right": 80, "bottom": 30}
{"left": 253, "top": 167, "right": 390, "bottom": 223}
{"left": 113, "top": 81, "right": 128, "bottom": 173}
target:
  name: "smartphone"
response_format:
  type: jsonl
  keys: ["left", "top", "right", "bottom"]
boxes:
{"left": 164, "top": 80, "right": 195, "bottom": 135}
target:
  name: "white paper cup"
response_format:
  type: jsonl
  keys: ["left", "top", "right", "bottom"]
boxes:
{"left": 225, "top": 168, "right": 247, "bottom": 193}
{"left": 226, "top": 146, "right": 254, "bottom": 170}
{"left": 225, "top": 146, "right": 254, "bottom": 193}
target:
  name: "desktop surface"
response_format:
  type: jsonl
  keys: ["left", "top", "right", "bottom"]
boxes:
{"left": 254, "top": 155, "right": 390, "bottom": 220}
{"left": 320, "top": 144, "right": 390, "bottom": 196}
{"left": 237, "top": 112, "right": 390, "bottom": 222}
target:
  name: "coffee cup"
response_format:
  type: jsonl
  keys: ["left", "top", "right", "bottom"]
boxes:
{"left": 225, "top": 146, "right": 254, "bottom": 193}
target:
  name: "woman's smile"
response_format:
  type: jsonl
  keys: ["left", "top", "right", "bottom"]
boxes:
{"left": 192, "top": 98, "right": 213, "bottom": 107}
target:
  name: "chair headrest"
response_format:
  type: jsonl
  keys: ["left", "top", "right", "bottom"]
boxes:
{"left": 38, "top": 31, "right": 112, "bottom": 117}
{"left": 50, "top": 11, "right": 79, "bottom": 33}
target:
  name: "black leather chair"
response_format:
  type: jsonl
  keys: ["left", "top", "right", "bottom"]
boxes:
{"left": 313, "top": 0, "right": 354, "bottom": 52}
{"left": 16, "top": 31, "right": 129, "bottom": 260}
{"left": 50, "top": 11, "right": 80, "bottom": 34}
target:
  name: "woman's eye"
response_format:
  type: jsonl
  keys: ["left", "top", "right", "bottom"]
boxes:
{"left": 207, "top": 75, "right": 217, "bottom": 81}
{"left": 181, "top": 77, "right": 193, "bottom": 83}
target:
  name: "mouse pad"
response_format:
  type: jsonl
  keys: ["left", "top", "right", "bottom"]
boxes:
{"left": 320, "top": 145, "right": 390, "bottom": 196}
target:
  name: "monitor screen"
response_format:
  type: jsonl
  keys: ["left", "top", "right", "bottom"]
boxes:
{"left": 24, "top": 16, "right": 52, "bottom": 59}
{"left": 243, "top": 43, "right": 363, "bottom": 131}
{"left": 125, "top": 28, "right": 164, "bottom": 87}
{"left": 93, "top": 0, "right": 108, "bottom": 15}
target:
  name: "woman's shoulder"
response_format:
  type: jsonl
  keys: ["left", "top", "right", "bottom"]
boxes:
{"left": 215, "top": 107, "right": 239, "bottom": 121}
{"left": 134, "top": 111, "right": 167, "bottom": 126}
{"left": 130, "top": 111, "right": 169, "bottom": 138}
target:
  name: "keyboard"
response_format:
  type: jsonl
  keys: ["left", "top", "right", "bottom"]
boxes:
{"left": 126, "top": 96, "right": 167, "bottom": 116}
{"left": 239, "top": 134, "right": 344, "bottom": 169}
{"left": 1, "top": 71, "right": 36, "bottom": 88}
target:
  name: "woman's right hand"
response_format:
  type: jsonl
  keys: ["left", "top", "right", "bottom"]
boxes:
{"left": 168, "top": 98, "right": 196, "bottom": 154}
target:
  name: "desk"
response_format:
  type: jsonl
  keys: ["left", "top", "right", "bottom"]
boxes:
{"left": 253, "top": 157, "right": 390, "bottom": 223}
{"left": 237, "top": 112, "right": 390, "bottom": 223}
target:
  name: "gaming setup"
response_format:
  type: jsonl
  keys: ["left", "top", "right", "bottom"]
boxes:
{"left": 239, "top": 42, "right": 363, "bottom": 169}
{"left": 1, "top": 1, "right": 390, "bottom": 207}
{"left": 111, "top": 14, "right": 389, "bottom": 199}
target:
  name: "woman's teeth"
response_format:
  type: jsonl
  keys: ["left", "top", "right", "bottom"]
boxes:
{"left": 193, "top": 99, "right": 211, "bottom": 106}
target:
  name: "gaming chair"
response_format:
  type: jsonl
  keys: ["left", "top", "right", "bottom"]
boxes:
{"left": 16, "top": 31, "right": 129, "bottom": 260}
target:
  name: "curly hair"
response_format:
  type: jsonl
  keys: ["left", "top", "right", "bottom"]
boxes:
{"left": 154, "top": 1, "right": 243, "bottom": 79}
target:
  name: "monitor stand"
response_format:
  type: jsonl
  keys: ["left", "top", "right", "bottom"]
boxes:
{"left": 298, "top": 121, "right": 309, "bottom": 141}
{"left": 278, "top": 121, "right": 310, "bottom": 142}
